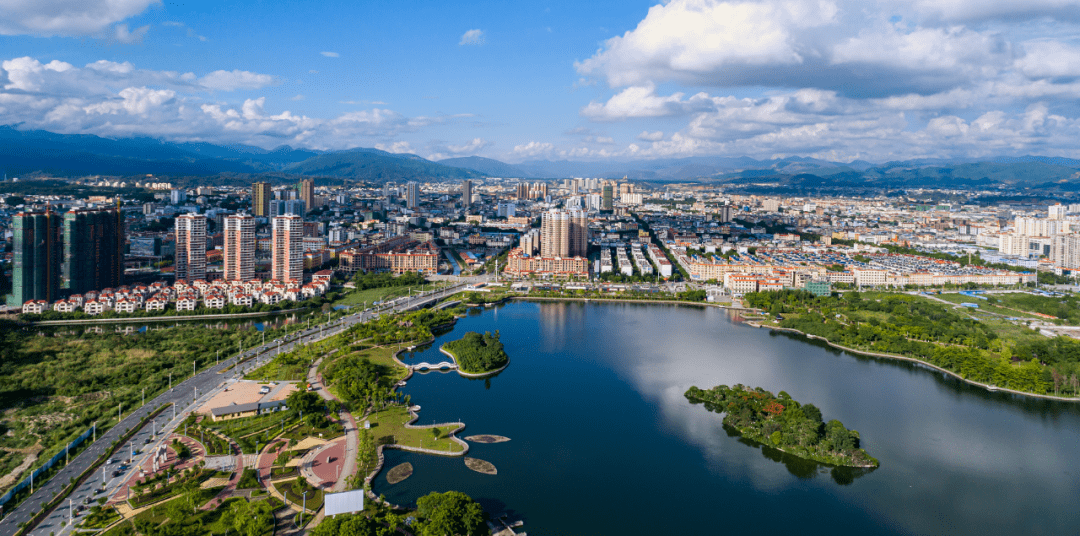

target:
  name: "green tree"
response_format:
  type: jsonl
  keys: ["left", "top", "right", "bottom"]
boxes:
{"left": 416, "top": 491, "right": 489, "bottom": 536}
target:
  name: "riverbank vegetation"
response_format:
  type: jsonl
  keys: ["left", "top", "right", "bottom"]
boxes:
{"left": 686, "top": 384, "right": 879, "bottom": 468}
{"left": 442, "top": 331, "right": 509, "bottom": 374}
{"left": 745, "top": 290, "right": 1080, "bottom": 397}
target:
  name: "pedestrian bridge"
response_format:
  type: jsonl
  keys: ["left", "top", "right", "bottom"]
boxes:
{"left": 412, "top": 361, "right": 457, "bottom": 371}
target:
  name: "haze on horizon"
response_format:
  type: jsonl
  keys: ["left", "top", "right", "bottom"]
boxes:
{"left": 1, "top": 0, "right": 1080, "bottom": 165}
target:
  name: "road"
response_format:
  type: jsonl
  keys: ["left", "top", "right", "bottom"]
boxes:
{"left": 4, "top": 277, "right": 481, "bottom": 536}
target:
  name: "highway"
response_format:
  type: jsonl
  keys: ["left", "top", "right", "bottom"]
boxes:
{"left": 3, "top": 278, "right": 480, "bottom": 536}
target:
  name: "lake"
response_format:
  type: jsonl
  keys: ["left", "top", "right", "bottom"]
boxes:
{"left": 375, "top": 300, "right": 1080, "bottom": 535}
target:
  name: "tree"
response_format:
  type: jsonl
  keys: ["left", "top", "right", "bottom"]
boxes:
{"left": 417, "top": 491, "right": 489, "bottom": 536}
{"left": 287, "top": 389, "right": 323, "bottom": 416}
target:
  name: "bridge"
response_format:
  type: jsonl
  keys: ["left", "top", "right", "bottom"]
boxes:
{"left": 412, "top": 361, "right": 457, "bottom": 371}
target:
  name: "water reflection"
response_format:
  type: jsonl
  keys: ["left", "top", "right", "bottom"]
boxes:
{"left": 379, "top": 301, "right": 1080, "bottom": 535}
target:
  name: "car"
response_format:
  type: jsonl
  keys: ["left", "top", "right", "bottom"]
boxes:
{"left": 107, "top": 458, "right": 116, "bottom": 465}
{"left": 112, "top": 470, "right": 121, "bottom": 477}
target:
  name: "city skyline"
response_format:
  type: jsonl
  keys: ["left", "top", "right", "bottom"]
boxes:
{"left": 3, "top": 1, "right": 1080, "bottom": 163}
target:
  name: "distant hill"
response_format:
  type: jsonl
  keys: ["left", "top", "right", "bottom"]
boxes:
{"left": 0, "top": 126, "right": 482, "bottom": 181}
{"left": 438, "top": 156, "right": 529, "bottom": 178}
{"left": 283, "top": 148, "right": 485, "bottom": 181}
{"left": 2, "top": 126, "right": 1080, "bottom": 188}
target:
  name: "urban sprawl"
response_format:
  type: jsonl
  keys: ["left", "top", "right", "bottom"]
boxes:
{"left": 8, "top": 175, "right": 1075, "bottom": 316}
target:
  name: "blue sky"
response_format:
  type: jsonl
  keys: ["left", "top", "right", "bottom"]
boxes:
{"left": 3, "top": 0, "right": 1080, "bottom": 163}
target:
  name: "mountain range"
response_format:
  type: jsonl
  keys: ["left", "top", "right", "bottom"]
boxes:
{"left": 2, "top": 126, "right": 1079, "bottom": 190}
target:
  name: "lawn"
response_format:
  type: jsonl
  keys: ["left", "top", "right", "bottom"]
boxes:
{"left": 276, "top": 479, "right": 325, "bottom": 512}
{"left": 105, "top": 496, "right": 277, "bottom": 536}
{"left": 331, "top": 283, "right": 445, "bottom": 308}
{"left": 930, "top": 292, "right": 1044, "bottom": 320}
{"left": 367, "top": 404, "right": 465, "bottom": 454}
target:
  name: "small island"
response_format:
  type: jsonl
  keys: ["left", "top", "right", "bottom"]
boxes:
{"left": 685, "top": 384, "right": 879, "bottom": 468}
{"left": 441, "top": 330, "right": 510, "bottom": 375}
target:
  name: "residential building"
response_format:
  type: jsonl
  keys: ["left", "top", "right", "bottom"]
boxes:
{"left": 9, "top": 210, "right": 62, "bottom": 307}
{"left": 224, "top": 213, "right": 256, "bottom": 281}
{"left": 175, "top": 213, "right": 208, "bottom": 282}
{"left": 298, "top": 178, "right": 314, "bottom": 212}
{"left": 462, "top": 179, "right": 473, "bottom": 207}
{"left": 272, "top": 214, "right": 304, "bottom": 283}
{"left": 61, "top": 207, "right": 123, "bottom": 296}
{"left": 406, "top": 181, "right": 420, "bottom": 209}
{"left": 541, "top": 209, "right": 588, "bottom": 258}
{"left": 252, "top": 182, "right": 271, "bottom": 217}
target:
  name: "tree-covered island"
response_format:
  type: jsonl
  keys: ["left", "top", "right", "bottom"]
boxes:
{"left": 441, "top": 331, "right": 510, "bottom": 375}
{"left": 686, "top": 384, "right": 879, "bottom": 468}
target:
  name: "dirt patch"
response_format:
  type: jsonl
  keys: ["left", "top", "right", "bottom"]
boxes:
{"left": 464, "top": 457, "right": 497, "bottom": 475}
{"left": 386, "top": 462, "right": 413, "bottom": 484}
{"left": 464, "top": 435, "right": 510, "bottom": 444}
{"left": 126, "top": 349, "right": 156, "bottom": 360}
{"left": 0, "top": 444, "right": 41, "bottom": 490}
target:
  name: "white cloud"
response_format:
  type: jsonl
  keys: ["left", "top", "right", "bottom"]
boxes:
{"left": 0, "top": 55, "right": 469, "bottom": 151}
{"left": 576, "top": 0, "right": 839, "bottom": 88}
{"left": 0, "top": 0, "right": 159, "bottom": 36}
{"left": 291, "top": 94, "right": 304, "bottom": 101}
{"left": 447, "top": 137, "right": 492, "bottom": 154}
{"left": 320, "top": 51, "right": 339, "bottom": 57}
{"left": 638, "top": 130, "right": 664, "bottom": 141}
{"left": 375, "top": 141, "right": 415, "bottom": 154}
{"left": 512, "top": 141, "right": 554, "bottom": 158}
{"left": 581, "top": 84, "right": 720, "bottom": 120}
{"left": 113, "top": 23, "right": 148, "bottom": 43}
{"left": 459, "top": 29, "right": 485, "bottom": 46}
{"left": 1015, "top": 40, "right": 1080, "bottom": 79}
{"left": 198, "top": 70, "right": 277, "bottom": 91}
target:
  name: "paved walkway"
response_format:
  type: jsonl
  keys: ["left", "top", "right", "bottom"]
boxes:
{"left": 300, "top": 439, "right": 346, "bottom": 490}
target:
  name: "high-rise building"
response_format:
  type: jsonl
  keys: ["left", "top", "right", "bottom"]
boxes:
{"left": 1049, "top": 204, "right": 1066, "bottom": 220}
{"left": 601, "top": 183, "right": 614, "bottom": 211}
{"left": 224, "top": 213, "right": 256, "bottom": 281}
{"left": 62, "top": 207, "right": 123, "bottom": 295}
{"left": 1051, "top": 234, "right": 1080, "bottom": 269}
{"left": 170, "top": 189, "right": 187, "bottom": 205}
{"left": 406, "top": 181, "right": 420, "bottom": 209}
{"left": 8, "top": 209, "right": 62, "bottom": 306}
{"left": 269, "top": 199, "right": 306, "bottom": 218}
{"left": 272, "top": 214, "right": 304, "bottom": 283}
{"left": 252, "top": 182, "right": 271, "bottom": 217}
{"left": 462, "top": 179, "right": 473, "bottom": 207}
{"left": 515, "top": 183, "right": 529, "bottom": 199}
{"left": 298, "top": 179, "right": 314, "bottom": 213}
{"left": 541, "top": 209, "right": 588, "bottom": 258}
{"left": 175, "top": 213, "right": 207, "bottom": 282}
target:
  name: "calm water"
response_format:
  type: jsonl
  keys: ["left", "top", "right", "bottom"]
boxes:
{"left": 376, "top": 301, "right": 1080, "bottom": 535}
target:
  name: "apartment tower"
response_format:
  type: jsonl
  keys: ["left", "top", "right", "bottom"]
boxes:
{"left": 272, "top": 214, "right": 304, "bottom": 283}
{"left": 224, "top": 213, "right": 256, "bottom": 281}
{"left": 298, "top": 179, "right": 314, "bottom": 213}
{"left": 406, "top": 181, "right": 420, "bottom": 209}
{"left": 62, "top": 207, "right": 123, "bottom": 295}
{"left": 8, "top": 209, "right": 62, "bottom": 306}
{"left": 252, "top": 182, "right": 271, "bottom": 217}
{"left": 462, "top": 179, "right": 473, "bottom": 207}
{"left": 175, "top": 213, "right": 207, "bottom": 282}
{"left": 541, "top": 209, "right": 588, "bottom": 258}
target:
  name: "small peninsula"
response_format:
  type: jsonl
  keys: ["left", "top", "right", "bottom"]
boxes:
{"left": 685, "top": 384, "right": 879, "bottom": 468}
{"left": 442, "top": 330, "right": 510, "bottom": 375}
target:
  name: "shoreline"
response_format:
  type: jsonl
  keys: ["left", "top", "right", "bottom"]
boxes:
{"left": 362, "top": 324, "right": 472, "bottom": 506}
{"left": 508, "top": 294, "right": 1077, "bottom": 403}
{"left": 746, "top": 320, "right": 1080, "bottom": 403}
{"left": 438, "top": 345, "right": 510, "bottom": 378}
